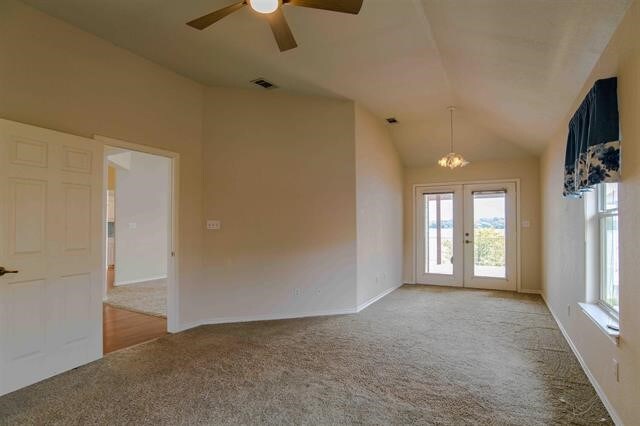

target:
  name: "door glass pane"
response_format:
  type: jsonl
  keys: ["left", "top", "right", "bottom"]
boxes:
{"left": 473, "top": 191, "right": 506, "bottom": 278}
{"left": 424, "top": 193, "right": 453, "bottom": 275}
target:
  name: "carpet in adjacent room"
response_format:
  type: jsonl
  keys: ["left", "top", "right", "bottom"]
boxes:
{"left": 105, "top": 278, "right": 167, "bottom": 317}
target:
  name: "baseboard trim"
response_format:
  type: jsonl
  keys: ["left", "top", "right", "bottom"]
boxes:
{"left": 518, "top": 288, "right": 542, "bottom": 294}
{"left": 114, "top": 275, "right": 167, "bottom": 286}
{"left": 540, "top": 293, "right": 623, "bottom": 426}
{"left": 178, "top": 307, "right": 358, "bottom": 332}
{"left": 179, "top": 285, "right": 404, "bottom": 332}
{"left": 357, "top": 284, "right": 402, "bottom": 312}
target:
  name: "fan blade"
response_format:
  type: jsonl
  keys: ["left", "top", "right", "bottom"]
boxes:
{"left": 187, "top": 1, "right": 246, "bottom": 30}
{"left": 266, "top": 8, "right": 298, "bottom": 52}
{"left": 285, "top": 0, "right": 363, "bottom": 14}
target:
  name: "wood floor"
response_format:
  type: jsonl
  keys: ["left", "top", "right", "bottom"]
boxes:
{"left": 106, "top": 265, "right": 115, "bottom": 291}
{"left": 103, "top": 304, "right": 167, "bottom": 354}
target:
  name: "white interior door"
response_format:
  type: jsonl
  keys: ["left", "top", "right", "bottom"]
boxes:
{"left": 415, "top": 185, "right": 464, "bottom": 286}
{"left": 0, "top": 119, "right": 103, "bottom": 396}
{"left": 463, "top": 183, "right": 517, "bottom": 291}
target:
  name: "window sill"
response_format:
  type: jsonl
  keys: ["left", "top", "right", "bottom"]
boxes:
{"left": 578, "top": 303, "right": 620, "bottom": 346}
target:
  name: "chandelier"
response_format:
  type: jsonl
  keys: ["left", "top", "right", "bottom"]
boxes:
{"left": 438, "top": 106, "right": 469, "bottom": 169}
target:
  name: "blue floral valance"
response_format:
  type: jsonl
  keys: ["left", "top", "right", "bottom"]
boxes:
{"left": 564, "top": 77, "right": 621, "bottom": 198}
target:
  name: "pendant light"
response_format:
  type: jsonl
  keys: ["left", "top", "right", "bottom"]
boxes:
{"left": 438, "top": 106, "right": 469, "bottom": 169}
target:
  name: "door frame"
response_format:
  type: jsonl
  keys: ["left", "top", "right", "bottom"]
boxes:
{"left": 95, "top": 135, "right": 180, "bottom": 334}
{"left": 412, "top": 179, "right": 522, "bottom": 292}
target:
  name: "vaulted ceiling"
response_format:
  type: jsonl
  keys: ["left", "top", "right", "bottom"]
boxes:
{"left": 21, "top": 0, "right": 630, "bottom": 167}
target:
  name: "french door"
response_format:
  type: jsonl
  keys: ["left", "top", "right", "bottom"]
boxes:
{"left": 416, "top": 182, "right": 517, "bottom": 291}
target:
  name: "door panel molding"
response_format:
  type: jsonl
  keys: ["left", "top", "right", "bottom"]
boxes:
{"left": 62, "top": 183, "right": 92, "bottom": 253}
{"left": 62, "top": 146, "right": 93, "bottom": 174}
{"left": 9, "top": 178, "right": 47, "bottom": 256}
{"left": 10, "top": 137, "right": 48, "bottom": 168}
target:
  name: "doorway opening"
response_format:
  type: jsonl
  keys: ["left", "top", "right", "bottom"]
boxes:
{"left": 415, "top": 181, "right": 519, "bottom": 291}
{"left": 102, "top": 146, "right": 172, "bottom": 353}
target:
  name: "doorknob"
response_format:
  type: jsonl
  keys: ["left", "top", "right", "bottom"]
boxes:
{"left": 0, "top": 267, "right": 19, "bottom": 277}
{"left": 465, "top": 240, "right": 473, "bottom": 244}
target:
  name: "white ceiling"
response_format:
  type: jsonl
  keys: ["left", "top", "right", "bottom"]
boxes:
{"left": 20, "top": 0, "right": 630, "bottom": 167}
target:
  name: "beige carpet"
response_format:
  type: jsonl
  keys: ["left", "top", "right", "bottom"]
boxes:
{"left": 0, "top": 285, "right": 611, "bottom": 425}
{"left": 105, "top": 279, "right": 167, "bottom": 317}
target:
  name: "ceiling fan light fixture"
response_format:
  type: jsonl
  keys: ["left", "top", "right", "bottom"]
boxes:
{"left": 187, "top": 0, "right": 363, "bottom": 51}
{"left": 249, "top": 0, "right": 279, "bottom": 14}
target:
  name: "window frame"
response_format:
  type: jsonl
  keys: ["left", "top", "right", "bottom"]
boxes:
{"left": 596, "top": 183, "right": 620, "bottom": 319}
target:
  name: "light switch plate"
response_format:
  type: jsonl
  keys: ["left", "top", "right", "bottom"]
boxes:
{"left": 207, "top": 220, "right": 221, "bottom": 230}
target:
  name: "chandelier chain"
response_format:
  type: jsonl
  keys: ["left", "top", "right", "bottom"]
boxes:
{"left": 450, "top": 107, "right": 454, "bottom": 152}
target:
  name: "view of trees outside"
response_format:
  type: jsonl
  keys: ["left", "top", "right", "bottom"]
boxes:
{"left": 428, "top": 220, "right": 505, "bottom": 267}
{"left": 474, "top": 228, "right": 505, "bottom": 267}
{"left": 425, "top": 192, "right": 506, "bottom": 278}
{"left": 472, "top": 194, "right": 506, "bottom": 278}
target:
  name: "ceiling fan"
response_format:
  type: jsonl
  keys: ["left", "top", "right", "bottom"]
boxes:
{"left": 187, "top": 0, "right": 364, "bottom": 52}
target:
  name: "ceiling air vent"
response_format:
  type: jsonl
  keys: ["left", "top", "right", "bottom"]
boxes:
{"left": 251, "top": 78, "right": 278, "bottom": 90}
{"left": 386, "top": 117, "right": 398, "bottom": 124}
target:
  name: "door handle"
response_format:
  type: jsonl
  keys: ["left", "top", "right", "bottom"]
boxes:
{"left": 465, "top": 240, "right": 473, "bottom": 244}
{"left": 0, "top": 267, "right": 19, "bottom": 277}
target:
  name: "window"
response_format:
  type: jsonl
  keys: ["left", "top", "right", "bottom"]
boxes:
{"left": 597, "top": 182, "right": 619, "bottom": 316}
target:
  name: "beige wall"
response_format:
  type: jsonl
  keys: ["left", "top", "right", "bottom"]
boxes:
{"left": 0, "top": 0, "right": 403, "bottom": 328}
{"left": 403, "top": 157, "right": 542, "bottom": 292}
{"left": 540, "top": 1, "right": 640, "bottom": 422}
{"left": 201, "top": 87, "right": 358, "bottom": 321}
{"left": 0, "top": 0, "right": 206, "bottom": 327}
{"left": 355, "top": 105, "right": 404, "bottom": 306}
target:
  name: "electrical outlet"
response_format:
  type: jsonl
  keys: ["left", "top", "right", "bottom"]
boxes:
{"left": 293, "top": 288, "right": 302, "bottom": 297}
{"left": 567, "top": 304, "right": 571, "bottom": 317}
{"left": 207, "top": 220, "right": 221, "bottom": 230}
{"left": 612, "top": 359, "right": 619, "bottom": 382}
